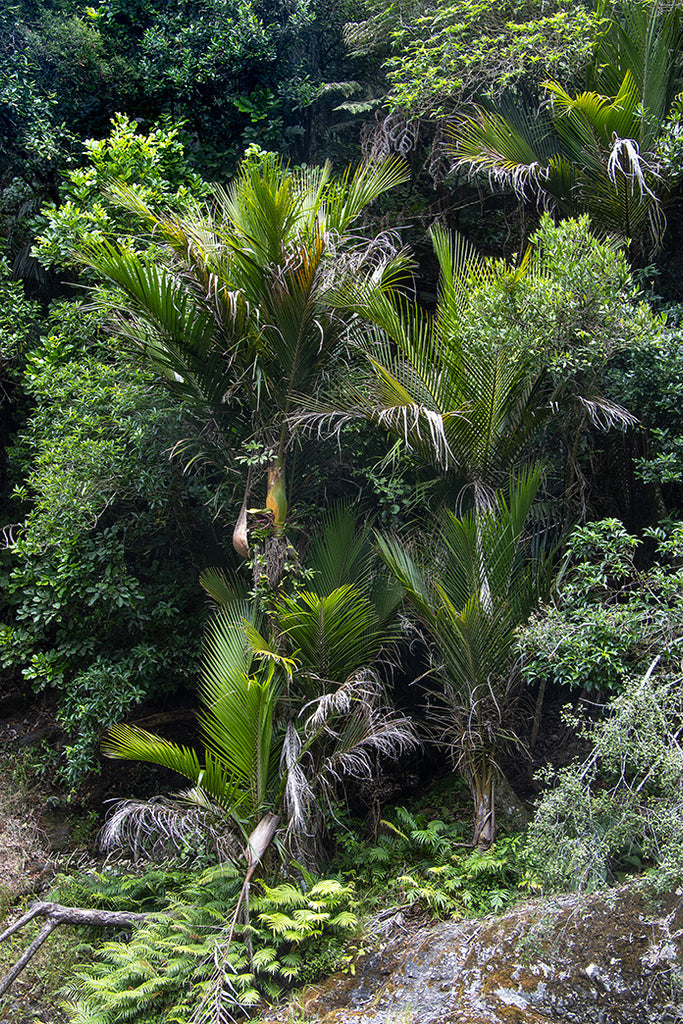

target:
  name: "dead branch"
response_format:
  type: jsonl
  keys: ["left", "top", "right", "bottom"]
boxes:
{"left": 0, "top": 901, "right": 149, "bottom": 997}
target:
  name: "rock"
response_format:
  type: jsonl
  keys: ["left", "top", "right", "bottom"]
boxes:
{"left": 299, "top": 882, "right": 683, "bottom": 1023}
{"left": 495, "top": 772, "right": 530, "bottom": 831}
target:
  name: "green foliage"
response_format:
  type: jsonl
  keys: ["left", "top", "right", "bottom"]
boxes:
{"left": 136, "top": 0, "right": 320, "bottom": 168}
{"left": 377, "top": 467, "right": 550, "bottom": 844}
{"left": 0, "top": 3, "right": 76, "bottom": 181}
{"left": 0, "top": 256, "right": 37, "bottom": 367}
{"left": 1, "top": 0, "right": 348, "bottom": 193}
{"left": 449, "top": 1, "right": 683, "bottom": 253}
{"left": 50, "top": 867, "right": 197, "bottom": 914}
{"left": 385, "top": 0, "right": 600, "bottom": 114}
{"left": 337, "top": 804, "right": 524, "bottom": 916}
{"left": 524, "top": 665, "right": 683, "bottom": 892}
{"left": 0, "top": 256, "right": 38, "bottom": 463}
{"left": 34, "top": 114, "right": 208, "bottom": 273}
{"left": 522, "top": 216, "right": 656, "bottom": 381}
{"left": 605, "top": 326, "right": 683, "bottom": 497}
{"left": 103, "top": 504, "right": 414, "bottom": 861}
{"left": 330, "top": 216, "right": 656, "bottom": 512}
{"left": 0, "top": 301, "right": 217, "bottom": 784}
{"left": 62, "top": 867, "right": 357, "bottom": 1023}
{"left": 518, "top": 517, "right": 683, "bottom": 695}
{"left": 6, "top": 1, "right": 139, "bottom": 138}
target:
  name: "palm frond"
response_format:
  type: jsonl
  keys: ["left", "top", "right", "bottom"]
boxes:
{"left": 198, "top": 616, "right": 283, "bottom": 813}
{"left": 306, "top": 503, "right": 375, "bottom": 597}
{"left": 450, "top": 107, "right": 551, "bottom": 198}
{"left": 322, "top": 157, "right": 410, "bottom": 233}
{"left": 199, "top": 568, "right": 250, "bottom": 609}
{"left": 379, "top": 468, "right": 544, "bottom": 711}
{"left": 99, "top": 797, "right": 242, "bottom": 864}
{"left": 276, "top": 585, "right": 386, "bottom": 691}
{"left": 279, "top": 721, "right": 313, "bottom": 833}
{"left": 592, "top": 0, "right": 683, "bottom": 138}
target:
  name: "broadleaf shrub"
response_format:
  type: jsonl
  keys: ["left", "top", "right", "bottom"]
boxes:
{"left": 524, "top": 666, "right": 683, "bottom": 892}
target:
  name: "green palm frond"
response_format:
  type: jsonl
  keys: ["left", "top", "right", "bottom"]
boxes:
{"left": 102, "top": 724, "right": 203, "bottom": 779}
{"left": 101, "top": 726, "right": 248, "bottom": 815}
{"left": 374, "top": 534, "right": 433, "bottom": 624}
{"left": 592, "top": 0, "right": 683, "bottom": 140}
{"left": 304, "top": 502, "right": 404, "bottom": 625}
{"left": 545, "top": 72, "right": 641, "bottom": 146}
{"left": 78, "top": 241, "right": 216, "bottom": 356}
{"left": 216, "top": 152, "right": 312, "bottom": 264}
{"left": 306, "top": 503, "right": 376, "bottom": 597}
{"left": 197, "top": 613, "right": 283, "bottom": 812}
{"left": 276, "top": 585, "right": 386, "bottom": 691}
{"left": 321, "top": 156, "right": 410, "bottom": 233}
{"left": 450, "top": 106, "right": 552, "bottom": 197}
{"left": 430, "top": 224, "right": 488, "bottom": 324}
{"left": 451, "top": 52, "right": 671, "bottom": 247}
{"left": 378, "top": 467, "right": 544, "bottom": 703}
{"left": 199, "top": 567, "right": 249, "bottom": 608}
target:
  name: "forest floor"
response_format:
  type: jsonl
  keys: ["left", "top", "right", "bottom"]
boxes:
{"left": 0, "top": 683, "right": 595, "bottom": 1023}
{"left": 0, "top": 762, "right": 73, "bottom": 1023}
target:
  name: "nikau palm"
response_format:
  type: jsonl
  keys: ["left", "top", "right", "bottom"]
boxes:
{"left": 77, "top": 151, "right": 409, "bottom": 580}
{"left": 309, "top": 227, "right": 547, "bottom": 510}
{"left": 378, "top": 468, "right": 550, "bottom": 847}
{"left": 449, "top": 1, "right": 683, "bottom": 252}
{"left": 102, "top": 506, "right": 415, "bottom": 865}
{"left": 310, "top": 222, "right": 633, "bottom": 513}
{"left": 451, "top": 73, "right": 665, "bottom": 249}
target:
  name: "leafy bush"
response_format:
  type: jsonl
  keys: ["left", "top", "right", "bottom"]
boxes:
{"left": 384, "top": 0, "right": 601, "bottom": 114}
{"left": 518, "top": 518, "right": 683, "bottom": 695}
{"left": 34, "top": 114, "right": 208, "bottom": 274}
{"left": 605, "top": 325, "right": 683, "bottom": 499}
{"left": 0, "top": 301, "right": 223, "bottom": 784}
{"left": 524, "top": 666, "right": 683, "bottom": 892}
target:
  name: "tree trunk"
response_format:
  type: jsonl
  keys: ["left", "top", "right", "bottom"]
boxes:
{"left": 253, "top": 533, "right": 293, "bottom": 592}
{"left": 471, "top": 767, "right": 496, "bottom": 850}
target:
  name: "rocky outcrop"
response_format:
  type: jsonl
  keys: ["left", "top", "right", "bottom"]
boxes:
{"left": 294, "top": 882, "right": 683, "bottom": 1023}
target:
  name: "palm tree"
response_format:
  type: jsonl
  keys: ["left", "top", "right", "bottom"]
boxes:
{"left": 101, "top": 600, "right": 289, "bottom": 862}
{"left": 589, "top": 0, "right": 683, "bottom": 139}
{"left": 102, "top": 505, "right": 415, "bottom": 864}
{"left": 310, "top": 219, "right": 635, "bottom": 516}
{"left": 377, "top": 467, "right": 551, "bottom": 847}
{"left": 312, "top": 226, "right": 547, "bottom": 511}
{"left": 449, "top": 1, "right": 683, "bottom": 253}
{"left": 451, "top": 73, "right": 665, "bottom": 250}
{"left": 77, "top": 150, "right": 410, "bottom": 578}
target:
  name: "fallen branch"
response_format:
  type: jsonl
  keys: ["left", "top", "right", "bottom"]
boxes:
{"left": 0, "top": 901, "right": 149, "bottom": 996}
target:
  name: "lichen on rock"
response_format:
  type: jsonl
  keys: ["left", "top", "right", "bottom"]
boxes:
{"left": 292, "top": 881, "right": 683, "bottom": 1024}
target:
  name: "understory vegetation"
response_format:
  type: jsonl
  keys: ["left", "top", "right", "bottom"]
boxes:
{"left": 2, "top": 0, "right": 683, "bottom": 1020}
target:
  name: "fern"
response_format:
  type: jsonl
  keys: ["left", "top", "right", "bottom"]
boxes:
{"left": 62, "top": 868, "right": 358, "bottom": 1024}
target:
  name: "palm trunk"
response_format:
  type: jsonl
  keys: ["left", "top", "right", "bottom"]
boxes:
{"left": 252, "top": 458, "right": 295, "bottom": 592}
{"left": 471, "top": 764, "right": 496, "bottom": 849}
